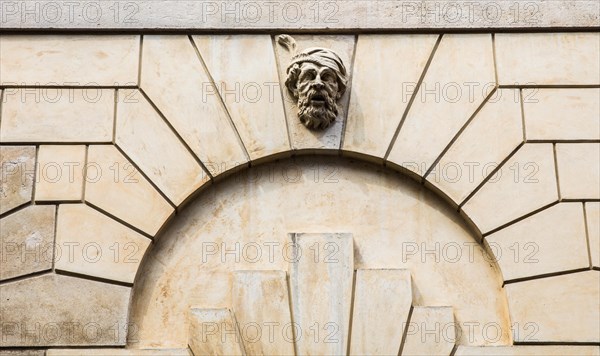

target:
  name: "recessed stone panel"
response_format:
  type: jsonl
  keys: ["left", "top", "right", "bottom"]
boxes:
{"left": 0, "top": 274, "right": 131, "bottom": 346}
{"left": 140, "top": 35, "right": 248, "bottom": 176}
{"left": 192, "top": 35, "right": 289, "bottom": 160}
{"left": 1, "top": 89, "right": 114, "bottom": 143}
{"left": 344, "top": 34, "right": 439, "bottom": 158}
{"left": 0, "top": 205, "right": 55, "bottom": 281}
{"left": 0, "top": 146, "right": 35, "bottom": 214}
{"left": 0, "top": 35, "right": 139, "bottom": 86}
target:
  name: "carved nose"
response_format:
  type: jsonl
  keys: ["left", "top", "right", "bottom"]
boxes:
{"left": 312, "top": 80, "right": 325, "bottom": 89}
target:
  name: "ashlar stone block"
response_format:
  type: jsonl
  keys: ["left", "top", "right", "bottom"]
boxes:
{"left": 0, "top": 146, "right": 35, "bottom": 214}
{"left": 35, "top": 145, "right": 86, "bottom": 202}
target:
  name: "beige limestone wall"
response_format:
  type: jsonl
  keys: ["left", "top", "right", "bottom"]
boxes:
{"left": 0, "top": 32, "right": 599, "bottom": 355}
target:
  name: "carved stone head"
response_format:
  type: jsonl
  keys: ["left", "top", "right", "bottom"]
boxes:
{"left": 284, "top": 47, "right": 348, "bottom": 130}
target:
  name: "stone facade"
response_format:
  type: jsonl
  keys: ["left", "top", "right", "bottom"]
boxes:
{"left": 0, "top": 2, "right": 599, "bottom": 355}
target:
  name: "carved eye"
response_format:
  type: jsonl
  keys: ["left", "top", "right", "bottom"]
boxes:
{"left": 301, "top": 71, "right": 316, "bottom": 81}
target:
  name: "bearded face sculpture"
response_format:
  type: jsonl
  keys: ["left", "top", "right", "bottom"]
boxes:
{"left": 284, "top": 47, "right": 348, "bottom": 130}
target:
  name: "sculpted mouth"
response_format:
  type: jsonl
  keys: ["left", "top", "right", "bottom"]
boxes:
{"left": 310, "top": 93, "right": 326, "bottom": 105}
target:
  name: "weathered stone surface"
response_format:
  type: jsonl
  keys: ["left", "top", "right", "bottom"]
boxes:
{"left": 349, "top": 269, "right": 411, "bottom": 355}
{"left": 1, "top": 89, "right": 114, "bottom": 143}
{"left": 0, "top": 205, "right": 55, "bottom": 281}
{"left": 388, "top": 34, "right": 495, "bottom": 176}
{"left": 192, "top": 35, "right": 289, "bottom": 160}
{"left": 456, "top": 345, "right": 600, "bottom": 355}
{"left": 289, "top": 233, "right": 353, "bottom": 355}
{"left": 47, "top": 349, "right": 191, "bottom": 355}
{"left": 0, "top": 35, "right": 139, "bottom": 85}
{"left": 0, "top": 274, "right": 131, "bottom": 346}
{"left": 274, "top": 34, "right": 355, "bottom": 150}
{"left": 496, "top": 33, "right": 600, "bottom": 85}
{"left": 556, "top": 143, "right": 600, "bottom": 200}
{"left": 35, "top": 145, "right": 86, "bottom": 201}
{"left": 462, "top": 144, "right": 558, "bottom": 234}
{"left": 55, "top": 204, "right": 150, "bottom": 284}
{"left": 505, "top": 271, "right": 599, "bottom": 343}
{"left": 140, "top": 35, "right": 248, "bottom": 176}
{"left": 523, "top": 89, "right": 600, "bottom": 141}
{"left": 402, "top": 306, "right": 455, "bottom": 356}
{"left": 3, "top": 1, "right": 598, "bottom": 30}
{"left": 188, "top": 308, "right": 244, "bottom": 356}
{"left": 0, "top": 351, "right": 45, "bottom": 356}
{"left": 428, "top": 89, "right": 522, "bottom": 205}
{"left": 232, "top": 270, "right": 294, "bottom": 355}
{"left": 587, "top": 202, "right": 600, "bottom": 269}
{"left": 85, "top": 145, "right": 173, "bottom": 236}
{"left": 116, "top": 89, "right": 209, "bottom": 205}
{"left": 0, "top": 146, "right": 35, "bottom": 214}
{"left": 485, "top": 203, "right": 588, "bottom": 281}
{"left": 344, "top": 34, "right": 438, "bottom": 158}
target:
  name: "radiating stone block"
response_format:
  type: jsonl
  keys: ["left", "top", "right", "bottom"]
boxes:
{"left": 141, "top": 35, "right": 248, "bottom": 176}
{"left": 0, "top": 35, "right": 139, "bottom": 86}
{"left": 428, "top": 89, "right": 522, "bottom": 204}
{"left": 0, "top": 146, "right": 35, "bottom": 214}
{"left": 523, "top": 89, "right": 600, "bottom": 141}
{"left": 0, "top": 274, "right": 131, "bottom": 346}
{"left": 188, "top": 308, "right": 244, "bottom": 356}
{"left": 485, "top": 203, "right": 588, "bottom": 281}
{"left": 505, "top": 271, "right": 599, "bottom": 343}
{"left": 587, "top": 202, "right": 600, "bottom": 268}
{"left": 85, "top": 145, "right": 173, "bottom": 236}
{"left": 456, "top": 345, "right": 600, "bottom": 355}
{"left": 116, "top": 89, "right": 209, "bottom": 205}
{"left": 289, "top": 233, "right": 353, "bottom": 355}
{"left": 55, "top": 204, "right": 151, "bottom": 283}
{"left": 462, "top": 144, "right": 558, "bottom": 234}
{"left": 345, "top": 34, "right": 438, "bottom": 159}
{"left": 388, "top": 34, "right": 495, "bottom": 176}
{"left": 0, "top": 205, "right": 55, "bottom": 281}
{"left": 349, "top": 269, "right": 411, "bottom": 355}
{"left": 232, "top": 270, "right": 294, "bottom": 355}
{"left": 274, "top": 34, "right": 356, "bottom": 151}
{"left": 35, "top": 145, "right": 86, "bottom": 201}
{"left": 402, "top": 306, "right": 455, "bottom": 356}
{"left": 496, "top": 33, "right": 600, "bottom": 85}
{"left": 556, "top": 143, "right": 600, "bottom": 200}
{"left": 1, "top": 89, "right": 114, "bottom": 143}
{"left": 193, "top": 35, "right": 289, "bottom": 160}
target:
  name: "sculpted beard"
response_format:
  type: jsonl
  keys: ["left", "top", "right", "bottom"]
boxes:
{"left": 297, "top": 88, "right": 339, "bottom": 130}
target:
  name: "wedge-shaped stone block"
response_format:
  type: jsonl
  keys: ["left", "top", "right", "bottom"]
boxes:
{"left": 496, "top": 33, "right": 600, "bottom": 85}
{"left": 1, "top": 89, "right": 114, "bottom": 143}
{"left": 141, "top": 35, "right": 248, "bottom": 176}
{"left": 388, "top": 34, "right": 495, "bottom": 175}
{"left": 506, "top": 271, "right": 599, "bottom": 343}
{"left": 116, "top": 89, "right": 209, "bottom": 205}
{"left": 193, "top": 35, "right": 289, "bottom": 160}
{"left": 232, "top": 270, "right": 294, "bottom": 355}
{"left": 0, "top": 146, "right": 35, "bottom": 214}
{"left": 350, "top": 269, "right": 411, "bottom": 355}
{"left": 0, "top": 274, "right": 131, "bottom": 346}
{"left": 0, "top": 35, "right": 139, "bottom": 86}
{"left": 188, "top": 308, "right": 244, "bottom": 356}
{"left": 47, "top": 349, "right": 191, "bottom": 355}
{"left": 428, "top": 89, "right": 522, "bottom": 204}
{"left": 523, "top": 89, "right": 600, "bottom": 141}
{"left": 556, "top": 143, "right": 600, "bottom": 200}
{"left": 35, "top": 145, "right": 86, "bottom": 201}
{"left": 85, "top": 145, "right": 173, "bottom": 236}
{"left": 486, "top": 203, "right": 588, "bottom": 281}
{"left": 274, "top": 34, "right": 356, "bottom": 151}
{"left": 0, "top": 205, "right": 55, "bottom": 281}
{"left": 462, "top": 144, "right": 558, "bottom": 234}
{"left": 402, "top": 306, "right": 455, "bottom": 356}
{"left": 55, "top": 204, "right": 151, "bottom": 283}
{"left": 456, "top": 345, "right": 600, "bottom": 355}
{"left": 289, "top": 233, "right": 353, "bottom": 355}
{"left": 587, "top": 202, "right": 600, "bottom": 268}
{"left": 345, "top": 34, "right": 438, "bottom": 158}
